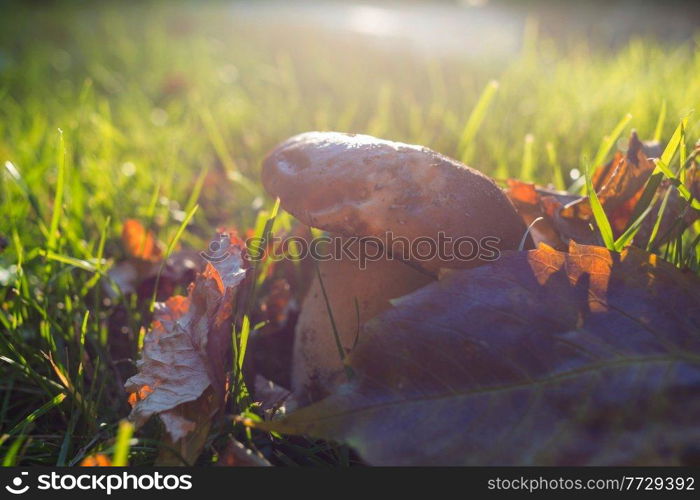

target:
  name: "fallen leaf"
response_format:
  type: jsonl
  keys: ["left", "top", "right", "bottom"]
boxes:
{"left": 506, "top": 132, "right": 684, "bottom": 247}
{"left": 124, "top": 235, "right": 247, "bottom": 465}
{"left": 505, "top": 179, "right": 567, "bottom": 249}
{"left": 562, "top": 131, "right": 656, "bottom": 234}
{"left": 629, "top": 161, "right": 700, "bottom": 250}
{"left": 260, "top": 242, "right": 700, "bottom": 465}
{"left": 80, "top": 454, "right": 112, "bottom": 466}
{"left": 122, "top": 219, "right": 161, "bottom": 261}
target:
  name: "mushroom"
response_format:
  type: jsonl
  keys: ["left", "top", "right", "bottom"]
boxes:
{"left": 262, "top": 132, "right": 528, "bottom": 403}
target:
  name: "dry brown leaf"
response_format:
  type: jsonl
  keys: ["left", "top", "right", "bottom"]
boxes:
{"left": 562, "top": 131, "right": 656, "bottom": 235}
{"left": 507, "top": 132, "right": 676, "bottom": 247}
{"left": 124, "top": 235, "right": 246, "bottom": 464}
{"left": 505, "top": 179, "right": 567, "bottom": 249}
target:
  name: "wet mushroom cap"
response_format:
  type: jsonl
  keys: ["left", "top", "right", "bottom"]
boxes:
{"left": 262, "top": 132, "right": 528, "bottom": 270}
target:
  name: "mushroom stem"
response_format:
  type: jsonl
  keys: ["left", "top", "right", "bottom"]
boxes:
{"left": 292, "top": 239, "right": 432, "bottom": 403}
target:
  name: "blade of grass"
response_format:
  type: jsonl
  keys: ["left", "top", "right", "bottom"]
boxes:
{"left": 4, "top": 392, "right": 66, "bottom": 439}
{"left": 237, "top": 315, "right": 250, "bottom": 372}
{"left": 42, "top": 251, "right": 99, "bottom": 273}
{"left": 47, "top": 129, "right": 67, "bottom": 253}
{"left": 520, "top": 133, "right": 535, "bottom": 181}
{"left": 627, "top": 172, "right": 664, "bottom": 228}
{"left": 659, "top": 114, "right": 690, "bottom": 168}
{"left": 585, "top": 158, "right": 615, "bottom": 249}
{"left": 244, "top": 197, "right": 280, "bottom": 313}
{"left": 591, "top": 113, "right": 633, "bottom": 169}
{"left": 519, "top": 217, "right": 543, "bottom": 251}
{"left": 184, "top": 167, "right": 208, "bottom": 215}
{"left": 149, "top": 204, "right": 198, "bottom": 312}
{"left": 2, "top": 434, "right": 29, "bottom": 466}
{"left": 653, "top": 99, "right": 666, "bottom": 142}
{"left": 112, "top": 420, "right": 134, "bottom": 466}
{"left": 312, "top": 260, "right": 353, "bottom": 382}
{"left": 646, "top": 187, "right": 672, "bottom": 251}
{"left": 4, "top": 160, "right": 46, "bottom": 223}
{"left": 614, "top": 194, "right": 656, "bottom": 250}
{"left": 457, "top": 80, "right": 499, "bottom": 164}
{"left": 545, "top": 141, "right": 566, "bottom": 190}
{"left": 569, "top": 113, "right": 632, "bottom": 194}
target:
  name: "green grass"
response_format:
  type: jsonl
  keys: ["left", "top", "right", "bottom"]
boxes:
{"left": 0, "top": 1, "right": 699, "bottom": 465}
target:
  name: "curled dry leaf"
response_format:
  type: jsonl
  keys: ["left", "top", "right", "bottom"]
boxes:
{"left": 124, "top": 235, "right": 246, "bottom": 465}
{"left": 259, "top": 242, "right": 700, "bottom": 465}
{"left": 506, "top": 132, "right": 698, "bottom": 247}
{"left": 562, "top": 131, "right": 656, "bottom": 234}
{"left": 505, "top": 180, "right": 572, "bottom": 250}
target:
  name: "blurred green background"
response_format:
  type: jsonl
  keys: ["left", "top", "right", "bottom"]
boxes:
{"left": 2, "top": 0, "right": 699, "bottom": 237}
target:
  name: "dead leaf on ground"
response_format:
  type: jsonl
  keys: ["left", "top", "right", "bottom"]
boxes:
{"left": 122, "top": 219, "right": 162, "bottom": 262}
{"left": 80, "top": 454, "right": 112, "bottom": 466}
{"left": 124, "top": 235, "right": 247, "bottom": 465}
{"left": 507, "top": 132, "right": 699, "bottom": 248}
{"left": 259, "top": 242, "right": 700, "bottom": 465}
{"left": 107, "top": 219, "right": 199, "bottom": 301}
{"left": 562, "top": 131, "right": 656, "bottom": 234}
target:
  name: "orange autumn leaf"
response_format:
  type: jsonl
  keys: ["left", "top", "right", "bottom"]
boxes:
{"left": 122, "top": 219, "right": 161, "bottom": 261}
{"left": 80, "top": 454, "right": 112, "bottom": 466}
{"left": 127, "top": 384, "right": 154, "bottom": 407}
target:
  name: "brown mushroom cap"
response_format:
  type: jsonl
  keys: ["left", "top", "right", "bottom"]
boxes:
{"left": 262, "top": 132, "right": 532, "bottom": 402}
{"left": 262, "top": 131, "right": 529, "bottom": 271}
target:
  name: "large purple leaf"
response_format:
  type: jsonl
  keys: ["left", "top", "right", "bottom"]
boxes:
{"left": 262, "top": 243, "right": 700, "bottom": 465}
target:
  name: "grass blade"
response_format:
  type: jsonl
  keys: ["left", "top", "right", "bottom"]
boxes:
{"left": 313, "top": 260, "right": 353, "bottom": 382}
{"left": 546, "top": 141, "right": 566, "bottom": 190}
{"left": 569, "top": 113, "right": 632, "bottom": 194}
{"left": 591, "top": 113, "right": 632, "bottom": 169}
{"left": 149, "top": 204, "right": 198, "bottom": 312}
{"left": 457, "top": 80, "right": 499, "bottom": 164}
{"left": 653, "top": 99, "right": 666, "bottom": 142}
{"left": 112, "top": 420, "right": 134, "bottom": 466}
{"left": 4, "top": 393, "right": 66, "bottom": 439}
{"left": 614, "top": 196, "right": 656, "bottom": 251}
{"left": 237, "top": 315, "right": 250, "bottom": 372}
{"left": 520, "top": 133, "right": 535, "bottom": 181}
{"left": 585, "top": 158, "right": 615, "bottom": 249}
{"left": 47, "top": 129, "right": 67, "bottom": 252}
{"left": 646, "top": 188, "right": 672, "bottom": 251}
